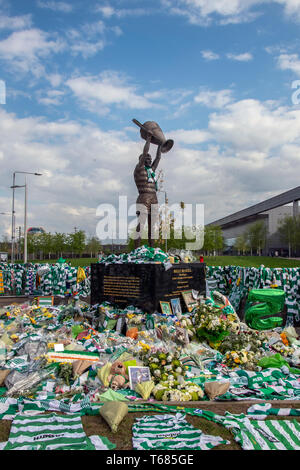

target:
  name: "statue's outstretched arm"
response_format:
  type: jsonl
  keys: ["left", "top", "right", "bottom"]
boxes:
{"left": 152, "top": 144, "right": 161, "bottom": 171}
{"left": 138, "top": 133, "right": 152, "bottom": 167}
{"left": 143, "top": 133, "right": 152, "bottom": 156}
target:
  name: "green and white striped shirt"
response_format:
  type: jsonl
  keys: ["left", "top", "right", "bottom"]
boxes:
{"left": 220, "top": 413, "right": 300, "bottom": 450}
{"left": 132, "top": 413, "right": 229, "bottom": 450}
{"left": 2, "top": 413, "right": 115, "bottom": 451}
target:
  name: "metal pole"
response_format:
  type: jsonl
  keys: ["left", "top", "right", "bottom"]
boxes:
{"left": 165, "top": 191, "right": 167, "bottom": 253}
{"left": 11, "top": 172, "right": 15, "bottom": 263}
{"left": 24, "top": 178, "right": 27, "bottom": 264}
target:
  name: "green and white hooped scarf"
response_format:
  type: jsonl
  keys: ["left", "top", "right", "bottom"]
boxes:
{"left": 145, "top": 166, "right": 158, "bottom": 190}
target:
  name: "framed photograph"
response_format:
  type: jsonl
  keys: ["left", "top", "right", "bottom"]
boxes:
{"left": 171, "top": 298, "right": 182, "bottom": 316}
{"left": 160, "top": 301, "right": 172, "bottom": 315}
{"left": 128, "top": 366, "right": 151, "bottom": 390}
{"left": 182, "top": 290, "right": 198, "bottom": 312}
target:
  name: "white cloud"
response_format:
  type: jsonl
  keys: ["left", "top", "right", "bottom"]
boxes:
{"left": 161, "top": 0, "right": 265, "bottom": 25}
{"left": 69, "top": 39, "right": 106, "bottom": 58}
{"left": 227, "top": 52, "right": 253, "bottom": 61}
{"left": 37, "top": 1, "right": 73, "bottom": 13}
{"left": 38, "top": 89, "right": 65, "bottom": 106}
{"left": 0, "top": 28, "right": 65, "bottom": 77}
{"left": 194, "top": 88, "right": 234, "bottom": 108}
{"left": 169, "top": 129, "right": 212, "bottom": 144}
{"left": 47, "top": 73, "right": 63, "bottom": 87}
{"left": 201, "top": 50, "right": 220, "bottom": 61}
{"left": 95, "top": 6, "right": 151, "bottom": 18}
{"left": 161, "top": 0, "right": 300, "bottom": 25}
{"left": 277, "top": 53, "right": 300, "bottom": 76}
{"left": 65, "top": 20, "right": 119, "bottom": 58}
{"left": 0, "top": 14, "right": 32, "bottom": 30}
{"left": 208, "top": 98, "right": 300, "bottom": 152}
{"left": 66, "top": 71, "right": 155, "bottom": 113}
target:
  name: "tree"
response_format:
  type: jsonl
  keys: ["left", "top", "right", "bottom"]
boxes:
{"left": 86, "top": 236, "right": 102, "bottom": 258}
{"left": 52, "top": 232, "right": 67, "bottom": 258}
{"left": 203, "top": 225, "right": 224, "bottom": 255}
{"left": 234, "top": 233, "right": 249, "bottom": 255}
{"left": 246, "top": 220, "right": 267, "bottom": 256}
{"left": 68, "top": 230, "right": 86, "bottom": 257}
{"left": 278, "top": 215, "right": 300, "bottom": 257}
{"left": 0, "top": 235, "right": 10, "bottom": 253}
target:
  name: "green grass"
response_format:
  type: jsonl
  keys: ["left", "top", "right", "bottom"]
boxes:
{"left": 204, "top": 256, "right": 300, "bottom": 268}
{"left": 24, "top": 256, "right": 300, "bottom": 269}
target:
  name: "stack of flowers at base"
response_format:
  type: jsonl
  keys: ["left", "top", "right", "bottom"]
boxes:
{"left": 140, "top": 348, "right": 204, "bottom": 401}
{"left": 271, "top": 341, "right": 295, "bottom": 357}
{"left": 218, "top": 329, "right": 269, "bottom": 370}
{"left": 152, "top": 379, "right": 204, "bottom": 401}
{"left": 193, "top": 303, "right": 239, "bottom": 349}
{"left": 141, "top": 348, "right": 184, "bottom": 383}
{"left": 223, "top": 350, "right": 257, "bottom": 370}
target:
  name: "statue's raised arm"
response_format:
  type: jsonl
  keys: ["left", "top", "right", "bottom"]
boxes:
{"left": 151, "top": 144, "right": 161, "bottom": 172}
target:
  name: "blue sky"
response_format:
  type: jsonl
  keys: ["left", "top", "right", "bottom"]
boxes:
{"left": 1, "top": 0, "right": 300, "bottom": 242}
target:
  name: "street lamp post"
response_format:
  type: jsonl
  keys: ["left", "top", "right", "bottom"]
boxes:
{"left": 11, "top": 171, "right": 42, "bottom": 264}
{"left": 11, "top": 184, "right": 25, "bottom": 261}
{"left": 24, "top": 178, "right": 28, "bottom": 263}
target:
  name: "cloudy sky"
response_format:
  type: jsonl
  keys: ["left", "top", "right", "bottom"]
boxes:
{"left": 0, "top": 0, "right": 300, "bottom": 242}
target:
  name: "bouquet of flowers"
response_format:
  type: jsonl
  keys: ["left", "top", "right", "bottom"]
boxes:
{"left": 271, "top": 342, "right": 295, "bottom": 357}
{"left": 193, "top": 304, "right": 234, "bottom": 347}
{"left": 152, "top": 379, "right": 204, "bottom": 401}
{"left": 218, "top": 329, "right": 268, "bottom": 355}
{"left": 141, "top": 347, "right": 184, "bottom": 384}
{"left": 126, "top": 313, "right": 144, "bottom": 329}
{"left": 223, "top": 350, "right": 257, "bottom": 370}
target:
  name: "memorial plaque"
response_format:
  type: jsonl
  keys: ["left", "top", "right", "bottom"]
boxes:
{"left": 91, "top": 262, "right": 206, "bottom": 312}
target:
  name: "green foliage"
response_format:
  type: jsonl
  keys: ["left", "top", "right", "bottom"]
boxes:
{"left": 235, "top": 221, "right": 268, "bottom": 256}
{"left": 67, "top": 230, "right": 86, "bottom": 255}
{"left": 86, "top": 236, "right": 102, "bottom": 257}
{"left": 234, "top": 233, "right": 249, "bottom": 254}
{"left": 203, "top": 225, "right": 224, "bottom": 254}
{"left": 246, "top": 220, "right": 267, "bottom": 255}
{"left": 278, "top": 215, "right": 300, "bottom": 256}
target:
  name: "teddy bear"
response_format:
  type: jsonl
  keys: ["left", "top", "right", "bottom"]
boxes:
{"left": 107, "top": 361, "right": 129, "bottom": 390}
{"left": 110, "top": 375, "right": 128, "bottom": 391}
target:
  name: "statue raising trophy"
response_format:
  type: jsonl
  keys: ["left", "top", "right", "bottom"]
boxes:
{"left": 132, "top": 119, "right": 174, "bottom": 248}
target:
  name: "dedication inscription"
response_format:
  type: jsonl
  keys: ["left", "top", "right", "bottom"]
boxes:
{"left": 91, "top": 263, "right": 206, "bottom": 311}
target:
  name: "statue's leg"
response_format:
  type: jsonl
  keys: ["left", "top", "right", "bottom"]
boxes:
{"left": 149, "top": 202, "right": 159, "bottom": 248}
{"left": 148, "top": 212, "right": 152, "bottom": 247}
{"left": 134, "top": 205, "right": 147, "bottom": 248}
{"left": 134, "top": 212, "right": 141, "bottom": 249}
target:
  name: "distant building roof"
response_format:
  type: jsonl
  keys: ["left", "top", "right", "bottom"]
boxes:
{"left": 207, "top": 186, "right": 300, "bottom": 228}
